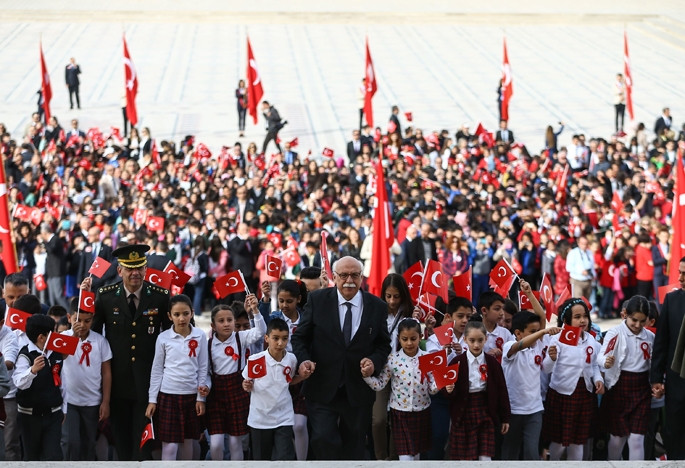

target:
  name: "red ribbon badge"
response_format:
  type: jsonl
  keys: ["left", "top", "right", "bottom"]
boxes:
{"left": 495, "top": 337, "right": 504, "bottom": 350}
{"left": 80, "top": 342, "right": 92, "bottom": 366}
{"left": 225, "top": 345, "right": 239, "bottom": 361}
{"left": 245, "top": 348, "right": 251, "bottom": 358}
{"left": 586, "top": 346, "right": 594, "bottom": 364}
{"left": 188, "top": 339, "right": 198, "bottom": 357}
{"left": 534, "top": 355, "right": 542, "bottom": 367}
{"left": 52, "top": 363, "right": 61, "bottom": 387}
{"left": 283, "top": 366, "right": 292, "bottom": 383}
{"left": 479, "top": 363, "right": 488, "bottom": 381}
{"left": 641, "top": 342, "right": 650, "bottom": 360}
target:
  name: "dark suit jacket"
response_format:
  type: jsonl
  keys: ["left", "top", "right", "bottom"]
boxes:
{"left": 147, "top": 253, "right": 171, "bottom": 271}
{"left": 445, "top": 352, "right": 511, "bottom": 427}
{"left": 347, "top": 140, "right": 362, "bottom": 163}
{"left": 496, "top": 129, "right": 515, "bottom": 144}
{"left": 406, "top": 236, "right": 438, "bottom": 268}
{"left": 651, "top": 245, "right": 669, "bottom": 284}
{"left": 44, "top": 234, "right": 66, "bottom": 278}
{"left": 389, "top": 114, "right": 402, "bottom": 136}
{"left": 654, "top": 116, "right": 672, "bottom": 136}
{"left": 292, "top": 287, "right": 391, "bottom": 407}
{"left": 65, "top": 64, "right": 81, "bottom": 86}
{"left": 78, "top": 243, "right": 116, "bottom": 288}
{"left": 228, "top": 236, "right": 256, "bottom": 276}
{"left": 264, "top": 106, "right": 282, "bottom": 132}
{"left": 651, "top": 289, "right": 685, "bottom": 398}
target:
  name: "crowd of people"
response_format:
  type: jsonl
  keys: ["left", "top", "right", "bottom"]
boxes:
{"left": 0, "top": 93, "right": 683, "bottom": 461}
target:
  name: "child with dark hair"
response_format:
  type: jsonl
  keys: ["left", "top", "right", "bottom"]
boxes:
{"left": 477, "top": 291, "right": 514, "bottom": 361}
{"left": 363, "top": 318, "right": 441, "bottom": 460}
{"left": 47, "top": 305, "right": 68, "bottom": 327}
{"left": 500, "top": 299, "right": 518, "bottom": 332}
{"left": 542, "top": 298, "right": 604, "bottom": 460}
{"left": 13, "top": 314, "right": 64, "bottom": 460}
{"left": 299, "top": 266, "right": 325, "bottom": 295}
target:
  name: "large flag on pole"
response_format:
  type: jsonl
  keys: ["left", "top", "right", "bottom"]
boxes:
{"left": 363, "top": 38, "right": 377, "bottom": 128}
{"left": 246, "top": 37, "right": 264, "bottom": 125}
{"left": 624, "top": 31, "right": 634, "bottom": 121}
{"left": 0, "top": 161, "right": 18, "bottom": 274}
{"left": 669, "top": 144, "right": 685, "bottom": 284}
{"left": 39, "top": 42, "right": 52, "bottom": 122}
{"left": 367, "top": 156, "right": 394, "bottom": 296}
{"left": 501, "top": 37, "right": 513, "bottom": 122}
{"left": 123, "top": 35, "right": 138, "bottom": 127}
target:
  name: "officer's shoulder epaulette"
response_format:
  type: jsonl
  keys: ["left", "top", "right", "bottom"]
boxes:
{"left": 98, "top": 284, "right": 119, "bottom": 294}
{"left": 146, "top": 284, "right": 169, "bottom": 296}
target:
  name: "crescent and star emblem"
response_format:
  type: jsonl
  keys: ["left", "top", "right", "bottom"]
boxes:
{"left": 83, "top": 297, "right": 94, "bottom": 308}
{"left": 497, "top": 266, "right": 506, "bottom": 278}
{"left": 445, "top": 369, "right": 457, "bottom": 380}
{"left": 10, "top": 314, "right": 21, "bottom": 324}
{"left": 252, "top": 363, "right": 263, "bottom": 375}
{"left": 249, "top": 59, "right": 261, "bottom": 86}
{"left": 53, "top": 338, "right": 66, "bottom": 348}
{"left": 124, "top": 58, "right": 136, "bottom": 90}
{"left": 431, "top": 271, "right": 442, "bottom": 288}
{"left": 564, "top": 330, "right": 575, "bottom": 342}
{"left": 227, "top": 277, "right": 239, "bottom": 287}
{"left": 267, "top": 261, "right": 278, "bottom": 272}
{"left": 149, "top": 274, "right": 160, "bottom": 284}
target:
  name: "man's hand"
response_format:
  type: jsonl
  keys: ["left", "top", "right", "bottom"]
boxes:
{"left": 298, "top": 360, "right": 316, "bottom": 378}
{"left": 501, "top": 423, "right": 510, "bottom": 435}
{"left": 652, "top": 383, "right": 665, "bottom": 398}
{"left": 360, "top": 358, "right": 374, "bottom": 377}
{"left": 99, "top": 402, "right": 110, "bottom": 422}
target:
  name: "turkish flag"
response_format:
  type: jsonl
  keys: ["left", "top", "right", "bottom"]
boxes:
{"left": 123, "top": 35, "right": 138, "bottom": 127}
{"left": 34, "top": 274, "right": 47, "bottom": 291}
{"left": 265, "top": 255, "right": 282, "bottom": 279}
{"left": 215, "top": 271, "right": 246, "bottom": 298}
{"left": 140, "top": 421, "right": 155, "bottom": 449}
{"left": 133, "top": 208, "right": 147, "bottom": 226}
{"left": 363, "top": 37, "right": 377, "bottom": 127}
{"left": 501, "top": 37, "right": 513, "bottom": 122}
{"left": 89, "top": 256, "right": 112, "bottom": 278}
{"left": 519, "top": 290, "right": 540, "bottom": 311}
{"left": 669, "top": 145, "right": 685, "bottom": 284}
{"left": 164, "top": 260, "right": 192, "bottom": 288}
{"left": 423, "top": 259, "right": 448, "bottom": 302}
{"left": 611, "top": 191, "right": 624, "bottom": 214}
{"left": 556, "top": 164, "right": 570, "bottom": 204}
{"left": 434, "top": 323, "right": 455, "bottom": 346}
{"left": 195, "top": 143, "right": 212, "bottom": 161}
{"left": 29, "top": 207, "right": 43, "bottom": 226}
{"left": 452, "top": 267, "right": 472, "bottom": 302}
{"left": 6, "top": 308, "right": 31, "bottom": 331}
{"left": 45, "top": 331, "right": 79, "bottom": 355}
{"left": 604, "top": 335, "right": 618, "bottom": 355}
{"left": 558, "top": 325, "right": 582, "bottom": 347}
{"left": 433, "top": 362, "right": 460, "bottom": 390}
{"left": 403, "top": 261, "right": 424, "bottom": 302}
{"left": 475, "top": 122, "right": 495, "bottom": 148}
{"left": 415, "top": 293, "right": 438, "bottom": 321}
{"left": 267, "top": 233, "right": 282, "bottom": 249}
{"left": 13, "top": 204, "right": 30, "bottom": 221}
{"left": 319, "top": 231, "right": 334, "bottom": 284}
{"left": 288, "top": 137, "right": 299, "bottom": 148}
{"left": 78, "top": 290, "right": 96, "bottom": 313}
{"left": 246, "top": 37, "right": 264, "bottom": 125}
{"left": 658, "top": 283, "right": 680, "bottom": 304}
{"left": 322, "top": 147, "right": 335, "bottom": 158}
{"left": 510, "top": 256, "right": 523, "bottom": 275}
{"left": 404, "top": 111, "right": 413, "bottom": 122}
{"left": 540, "top": 273, "right": 555, "bottom": 321}
{"left": 39, "top": 42, "right": 52, "bottom": 122}
{"left": 282, "top": 248, "right": 301, "bottom": 268}
{"left": 145, "top": 268, "right": 173, "bottom": 289}
{"left": 0, "top": 160, "right": 18, "bottom": 274}
{"left": 555, "top": 285, "right": 571, "bottom": 314}
{"left": 624, "top": 31, "right": 634, "bottom": 121}
{"left": 418, "top": 349, "right": 448, "bottom": 377}
{"left": 490, "top": 259, "right": 515, "bottom": 290}
{"left": 146, "top": 216, "right": 165, "bottom": 233}
{"left": 368, "top": 157, "right": 395, "bottom": 296}
{"left": 247, "top": 355, "right": 267, "bottom": 379}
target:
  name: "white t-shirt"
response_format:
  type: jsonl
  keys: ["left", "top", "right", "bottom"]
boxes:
{"left": 502, "top": 339, "right": 545, "bottom": 414}
{"left": 62, "top": 329, "right": 113, "bottom": 406}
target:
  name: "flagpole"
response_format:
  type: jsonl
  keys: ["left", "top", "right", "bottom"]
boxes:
{"left": 76, "top": 288, "right": 82, "bottom": 321}
{"left": 502, "top": 257, "right": 520, "bottom": 280}
{"left": 43, "top": 331, "right": 51, "bottom": 356}
{"left": 238, "top": 270, "right": 251, "bottom": 296}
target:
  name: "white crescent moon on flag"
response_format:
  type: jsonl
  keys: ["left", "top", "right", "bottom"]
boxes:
{"left": 142, "top": 430, "right": 149, "bottom": 439}
{"left": 9, "top": 314, "right": 20, "bottom": 324}
{"left": 434, "top": 355, "right": 444, "bottom": 366}
{"left": 124, "top": 58, "right": 136, "bottom": 90}
{"left": 252, "top": 363, "right": 262, "bottom": 375}
{"left": 0, "top": 225, "right": 9, "bottom": 234}
{"left": 542, "top": 285, "right": 552, "bottom": 302}
{"left": 228, "top": 277, "right": 239, "bottom": 287}
{"left": 149, "top": 220, "right": 158, "bottom": 229}
{"left": 267, "top": 261, "right": 278, "bottom": 273}
{"left": 564, "top": 330, "right": 574, "bottom": 342}
{"left": 431, "top": 271, "right": 442, "bottom": 288}
{"left": 503, "top": 64, "right": 512, "bottom": 86}
{"left": 366, "top": 64, "right": 374, "bottom": 85}
{"left": 411, "top": 271, "right": 424, "bottom": 280}
{"left": 54, "top": 338, "right": 66, "bottom": 348}
{"left": 446, "top": 369, "right": 457, "bottom": 380}
{"left": 83, "top": 296, "right": 94, "bottom": 308}
{"left": 149, "top": 274, "right": 159, "bottom": 284}
{"left": 249, "top": 58, "right": 261, "bottom": 85}
{"left": 497, "top": 266, "right": 506, "bottom": 278}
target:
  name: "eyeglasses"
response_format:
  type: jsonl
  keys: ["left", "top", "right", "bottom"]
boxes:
{"left": 335, "top": 272, "right": 362, "bottom": 280}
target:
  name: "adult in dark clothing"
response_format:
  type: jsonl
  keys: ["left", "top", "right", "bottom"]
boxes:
{"left": 389, "top": 105, "right": 402, "bottom": 136}
{"left": 292, "top": 256, "right": 391, "bottom": 460}
{"left": 77, "top": 226, "right": 116, "bottom": 290}
{"left": 65, "top": 57, "right": 81, "bottom": 109}
{"left": 406, "top": 223, "right": 438, "bottom": 268}
{"left": 236, "top": 79, "right": 248, "bottom": 137}
{"left": 347, "top": 129, "right": 363, "bottom": 165}
{"left": 261, "top": 100, "right": 285, "bottom": 154}
{"left": 39, "top": 223, "right": 69, "bottom": 309}
{"left": 228, "top": 222, "right": 257, "bottom": 299}
{"left": 86, "top": 244, "right": 171, "bottom": 461}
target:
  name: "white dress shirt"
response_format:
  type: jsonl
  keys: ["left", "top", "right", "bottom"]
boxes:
{"left": 206, "top": 314, "right": 266, "bottom": 381}
{"left": 484, "top": 325, "right": 514, "bottom": 355}
{"left": 149, "top": 325, "right": 208, "bottom": 403}
{"left": 13, "top": 342, "right": 67, "bottom": 413}
{"left": 62, "top": 329, "right": 113, "bottom": 406}
{"left": 283, "top": 311, "right": 300, "bottom": 353}
{"left": 543, "top": 331, "right": 603, "bottom": 395}
{"left": 597, "top": 321, "right": 654, "bottom": 390}
{"left": 565, "top": 247, "right": 595, "bottom": 281}
{"left": 426, "top": 330, "right": 466, "bottom": 362}
{"left": 467, "top": 350, "right": 487, "bottom": 393}
{"left": 502, "top": 339, "right": 545, "bottom": 414}
{"left": 337, "top": 290, "right": 363, "bottom": 340}
{"left": 5, "top": 329, "right": 30, "bottom": 399}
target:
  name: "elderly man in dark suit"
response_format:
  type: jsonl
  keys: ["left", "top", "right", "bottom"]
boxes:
{"left": 77, "top": 226, "right": 116, "bottom": 290}
{"left": 65, "top": 57, "right": 81, "bottom": 109}
{"left": 651, "top": 256, "right": 685, "bottom": 459}
{"left": 292, "top": 256, "right": 391, "bottom": 460}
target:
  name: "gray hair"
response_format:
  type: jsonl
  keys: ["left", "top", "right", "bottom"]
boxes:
{"left": 332, "top": 256, "right": 363, "bottom": 275}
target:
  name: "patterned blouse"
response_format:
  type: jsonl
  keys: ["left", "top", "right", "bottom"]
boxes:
{"left": 364, "top": 349, "right": 439, "bottom": 412}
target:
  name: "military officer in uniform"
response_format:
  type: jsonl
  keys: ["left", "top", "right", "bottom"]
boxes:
{"left": 82, "top": 244, "right": 171, "bottom": 461}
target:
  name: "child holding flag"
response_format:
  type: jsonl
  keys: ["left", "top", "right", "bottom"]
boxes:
{"left": 542, "top": 298, "right": 604, "bottom": 461}
{"left": 597, "top": 295, "right": 654, "bottom": 460}
{"left": 145, "top": 294, "right": 209, "bottom": 461}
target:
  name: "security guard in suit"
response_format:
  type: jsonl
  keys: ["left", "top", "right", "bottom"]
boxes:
{"left": 85, "top": 244, "right": 171, "bottom": 461}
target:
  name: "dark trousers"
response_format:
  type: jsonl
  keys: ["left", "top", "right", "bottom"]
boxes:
{"left": 122, "top": 107, "right": 130, "bottom": 137}
{"left": 306, "top": 386, "right": 372, "bottom": 460}
{"left": 501, "top": 411, "right": 543, "bottom": 460}
{"left": 636, "top": 279, "right": 653, "bottom": 301}
{"left": 426, "top": 392, "right": 449, "bottom": 460}
{"left": 262, "top": 129, "right": 282, "bottom": 154}
{"left": 615, "top": 103, "right": 625, "bottom": 131}
{"left": 110, "top": 397, "right": 150, "bottom": 461}
{"left": 65, "top": 403, "right": 99, "bottom": 460}
{"left": 68, "top": 85, "right": 80, "bottom": 109}
{"left": 359, "top": 108, "right": 364, "bottom": 130}
{"left": 18, "top": 410, "right": 63, "bottom": 461}
{"left": 664, "top": 371, "right": 685, "bottom": 459}
{"left": 238, "top": 107, "right": 247, "bottom": 132}
{"left": 250, "top": 425, "right": 296, "bottom": 460}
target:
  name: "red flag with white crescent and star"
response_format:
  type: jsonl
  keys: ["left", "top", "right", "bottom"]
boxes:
{"left": 423, "top": 259, "right": 448, "bottom": 302}
{"left": 501, "top": 37, "right": 513, "bottom": 122}
{"left": 164, "top": 260, "right": 192, "bottom": 288}
{"left": 6, "top": 308, "right": 30, "bottom": 331}
{"left": 433, "top": 362, "right": 460, "bottom": 390}
{"left": 368, "top": 156, "right": 394, "bottom": 297}
{"left": 418, "top": 349, "right": 448, "bottom": 377}
{"left": 0, "top": 160, "right": 18, "bottom": 274}
{"left": 39, "top": 41, "right": 52, "bottom": 122}
{"left": 320, "top": 231, "right": 334, "bottom": 286}
{"left": 540, "top": 273, "right": 555, "bottom": 321}
{"left": 453, "top": 266, "right": 472, "bottom": 302}
{"left": 558, "top": 325, "right": 582, "bottom": 347}
{"left": 246, "top": 37, "right": 264, "bottom": 125}
{"left": 434, "top": 323, "right": 455, "bottom": 346}
{"left": 140, "top": 421, "right": 155, "bottom": 449}
{"left": 78, "top": 290, "right": 96, "bottom": 313}
{"left": 215, "top": 271, "right": 246, "bottom": 298}
{"left": 489, "top": 259, "right": 515, "bottom": 290}
{"left": 45, "top": 331, "right": 79, "bottom": 355}
{"left": 265, "top": 254, "right": 283, "bottom": 279}
{"left": 624, "top": 31, "right": 634, "bottom": 121}
{"left": 669, "top": 143, "right": 685, "bottom": 284}
{"left": 145, "top": 268, "right": 173, "bottom": 290}
{"left": 247, "top": 354, "right": 267, "bottom": 379}
{"left": 88, "top": 256, "right": 112, "bottom": 278}
{"left": 363, "top": 37, "right": 377, "bottom": 127}
{"left": 146, "top": 216, "right": 165, "bottom": 233}
{"left": 123, "top": 35, "right": 138, "bottom": 127}
{"left": 403, "top": 261, "right": 424, "bottom": 302}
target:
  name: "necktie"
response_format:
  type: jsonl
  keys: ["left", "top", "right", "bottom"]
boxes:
{"left": 128, "top": 293, "right": 137, "bottom": 316}
{"left": 343, "top": 302, "right": 353, "bottom": 346}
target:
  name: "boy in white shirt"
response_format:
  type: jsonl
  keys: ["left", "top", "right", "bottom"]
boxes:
{"left": 62, "top": 298, "right": 112, "bottom": 460}
{"left": 242, "top": 318, "right": 308, "bottom": 460}
{"left": 478, "top": 291, "right": 514, "bottom": 360}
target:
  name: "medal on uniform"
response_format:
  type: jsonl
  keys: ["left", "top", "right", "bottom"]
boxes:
{"left": 148, "top": 326, "right": 154, "bottom": 334}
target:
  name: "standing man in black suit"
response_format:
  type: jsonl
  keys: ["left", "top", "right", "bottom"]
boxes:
{"left": 85, "top": 244, "right": 171, "bottom": 461}
{"left": 347, "top": 129, "right": 363, "bottom": 166}
{"left": 65, "top": 57, "right": 81, "bottom": 110}
{"left": 406, "top": 222, "right": 438, "bottom": 268}
{"left": 654, "top": 107, "right": 674, "bottom": 139}
{"left": 389, "top": 105, "right": 402, "bottom": 135}
{"left": 496, "top": 119, "right": 515, "bottom": 144}
{"left": 39, "top": 223, "right": 69, "bottom": 309}
{"left": 292, "top": 256, "right": 391, "bottom": 460}
{"left": 228, "top": 222, "right": 257, "bottom": 299}
{"left": 651, "top": 257, "right": 685, "bottom": 459}
{"left": 77, "top": 226, "right": 115, "bottom": 290}
{"left": 261, "top": 100, "right": 285, "bottom": 154}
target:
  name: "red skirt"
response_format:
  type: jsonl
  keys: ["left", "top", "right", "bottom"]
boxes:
{"left": 448, "top": 392, "right": 494, "bottom": 460}
{"left": 390, "top": 408, "right": 432, "bottom": 456}
{"left": 600, "top": 371, "right": 650, "bottom": 436}
{"left": 157, "top": 392, "right": 202, "bottom": 443}
{"left": 289, "top": 382, "right": 307, "bottom": 416}
{"left": 206, "top": 372, "right": 250, "bottom": 436}
{"left": 543, "top": 378, "right": 596, "bottom": 446}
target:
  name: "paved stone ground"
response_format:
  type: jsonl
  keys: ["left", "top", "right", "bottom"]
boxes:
{"left": 1, "top": 0, "right": 684, "bottom": 159}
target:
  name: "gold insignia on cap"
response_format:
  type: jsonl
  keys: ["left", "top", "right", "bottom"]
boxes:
{"left": 129, "top": 252, "right": 140, "bottom": 260}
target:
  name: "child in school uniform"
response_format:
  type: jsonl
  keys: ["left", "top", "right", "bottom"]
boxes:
{"left": 597, "top": 295, "right": 654, "bottom": 460}
{"left": 242, "top": 318, "right": 309, "bottom": 461}
{"left": 478, "top": 291, "right": 514, "bottom": 361}
{"left": 146, "top": 294, "right": 209, "bottom": 461}
{"left": 446, "top": 321, "right": 511, "bottom": 461}
{"left": 362, "top": 318, "right": 442, "bottom": 460}
{"left": 205, "top": 297, "right": 265, "bottom": 461}
{"left": 13, "top": 314, "right": 65, "bottom": 461}
{"left": 542, "top": 297, "right": 604, "bottom": 461}
{"left": 62, "top": 297, "right": 112, "bottom": 460}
